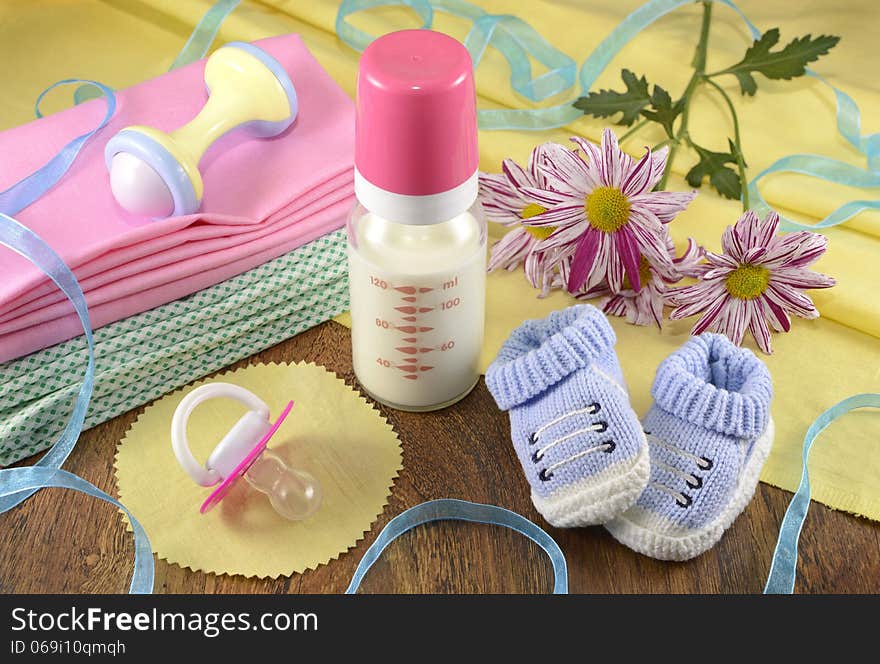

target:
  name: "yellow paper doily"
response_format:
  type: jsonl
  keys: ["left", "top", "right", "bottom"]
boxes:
{"left": 114, "top": 362, "right": 402, "bottom": 578}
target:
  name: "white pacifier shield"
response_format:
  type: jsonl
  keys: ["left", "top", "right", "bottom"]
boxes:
{"left": 109, "top": 152, "right": 174, "bottom": 217}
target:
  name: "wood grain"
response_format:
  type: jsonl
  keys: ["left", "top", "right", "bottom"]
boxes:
{"left": 2, "top": 321, "right": 878, "bottom": 593}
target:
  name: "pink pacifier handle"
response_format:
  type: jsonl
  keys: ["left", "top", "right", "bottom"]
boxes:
{"left": 200, "top": 400, "right": 294, "bottom": 514}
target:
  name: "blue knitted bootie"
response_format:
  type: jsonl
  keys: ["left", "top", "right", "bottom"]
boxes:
{"left": 486, "top": 305, "right": 649, "bottom": 527}
{"left": 605, "top": 333, "right": 773, "bottom": 560}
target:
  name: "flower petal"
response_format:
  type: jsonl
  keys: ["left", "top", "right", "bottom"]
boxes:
{"left": 668, "top": 281, "right": 725, "bottom": 316}
{"left": 600, "top": 128, "right": 632, "bottom": 188}
{"left": 671, "top": 238, "right": 707, "bottom": 279}
{"left": 537, "top": 223, "right": 586, "bottom": 253}
{"left": 488, "top": 227, "right": 533, "bottom": 271}
{"left": 766, "top": 282, "right": 819, "bottom": 318}
{"left": 690, "top": 291, "right": 730, "bottom": 334}
{"left": 771, "top": 266, "right": 836, "bottom": 290}
{"left": 755, "top": 210, "right": 781, "bottom": 246}
{"left": 517, "top": 185, "right": 578, "bottom": 207}
{"left": 537, "top": 142, "right": 595, "bottom": 194}
{"left": 523, "top": 203, "right": 585, "bottom": 227}
{"left": 502, "top": 158, "right": 536, "bottom": 191}
{"left": 567, "top": 228, "right": 601, "bottom": 292}
{"left": 615, "top": 227, "right": 643, "bottom": 292}
{"left": 627, "top": 208, "right": 675, "bottom": 270}
{"left": 569, "top": 135, "right": 605, "bottom": 181}
{"left": 763, "top": 297, "right": 791, "bottom": 332}
{"left": 629, "top": 189, "right": 697, "bottom": 223}
{"left": 747, "top": 299, "right": 773, "bottom": 354}
{"left": 603, "top": 234, "right": 625, "bottom": 293}
{"left": 650, "top": 145, "right": 669, "bottom": 184}
{"left": 603, "top": 294, "right": 628, "bottom": 317}
{"left": 723, "top": 296, "right": 750, "bottom": 345}
{"left": 621, "top": 148, "right": 655, "bottom": 197}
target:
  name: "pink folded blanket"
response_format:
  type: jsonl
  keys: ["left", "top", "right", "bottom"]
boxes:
{"left": 0, "top": 34, "right": 354, "bottom": 362}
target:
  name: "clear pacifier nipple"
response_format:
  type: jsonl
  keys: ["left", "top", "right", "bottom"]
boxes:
{"left": 244, "top": 450, "right": 321, "bottom": 520}
{"left": 170, "top": 382, "right": 320, "bottom": 520}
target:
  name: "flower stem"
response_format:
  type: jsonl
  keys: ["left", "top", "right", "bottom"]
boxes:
{"left": 704, "top": 77, "right": 749, "bottom": 210}
{"left": 619, "top": 118, "right": 651, "bottom": 143}
{"left": 657, "top": 1, "right": 713, "bottom": 191}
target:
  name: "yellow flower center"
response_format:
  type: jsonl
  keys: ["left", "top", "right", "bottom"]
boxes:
{"left": 585, "top": 186, "right": 631, "bottom": 233}
{"left": 725, "top": 264, "right": 771, "bottom": 299}
{"left": 622, "top": 256, "right": 653, "bottom": 290}
{"left": 520, "top": 203, "right": 553, "bottom": 240}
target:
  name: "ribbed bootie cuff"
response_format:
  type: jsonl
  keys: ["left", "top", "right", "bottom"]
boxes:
{"left": 652, "top": 333, "right": 772, "bottom": 438}
{"left": 486, "top": 304, "right": 617, "bottom": 411}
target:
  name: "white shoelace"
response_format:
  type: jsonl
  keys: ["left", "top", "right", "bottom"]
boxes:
{"left": 542, "top": 442, "right": 615, "bottom": 479}
{"left": 533, "top": 421, "right": 608, "bottom": 461}
{"left": 531, "top": 403, "right": 600, "bottom": 442}
{"left": 531, "top": 404, "right": 610, "bottom": 480}
{"left": 645, "top": 432, "right": 712, "bottom": 508}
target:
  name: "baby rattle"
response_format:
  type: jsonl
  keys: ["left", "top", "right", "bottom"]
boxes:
{"left": 171, "top": 383, "right": 321, "bottom": 520}
{"left": 105, "top": 41, "right": 297, "bottom": 218}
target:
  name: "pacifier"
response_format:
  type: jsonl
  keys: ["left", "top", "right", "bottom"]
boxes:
{"left": 171, "top": 383, "right": 321, "bottom": 520}
{"left": 105, "top": 42, "right": 298, "bottom": 218}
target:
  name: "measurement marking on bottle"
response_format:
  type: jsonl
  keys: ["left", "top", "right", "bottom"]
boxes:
{"left": 403, "top": 336, "right": 417, "bottom": 342}
{"left": 397, "top": 364, "right": 435, "bottom": 373}
{"left": 402, "top": 296, "right": 417, "bottom": 302}
{"left": 395, "top": 306, "right": 417, "bottom": 314}
{"left": 403, "top": 315, "right": 417, "bottom": 322}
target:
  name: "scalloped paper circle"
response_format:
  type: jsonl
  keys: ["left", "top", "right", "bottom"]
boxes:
{"left": 114, "top": 362, "right": 402, "bottom": 578}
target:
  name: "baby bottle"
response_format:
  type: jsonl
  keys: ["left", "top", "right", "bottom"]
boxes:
{"left": 347, "top": 29, "right": 486, "bottom": 412}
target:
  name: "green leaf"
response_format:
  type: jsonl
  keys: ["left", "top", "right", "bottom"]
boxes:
{"left": 572, "top": 69, "right": 650, "bottom": 126}
{"left": 716, "top": 28, "right": 840, "bottom": 96}
{"left": 640, "top": 85, "right": 683, "bottom": 138}
{"left": 685, "top": 143, "right": 742, "bottom": 200}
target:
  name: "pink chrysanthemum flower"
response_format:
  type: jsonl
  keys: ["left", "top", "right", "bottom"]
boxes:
{"left": 517, "top": 128, "right": 696, "bottom": 294}
{"left": 479, "top": 146, "right": 561, "bottom": 296}
{"left": 598, "top": 237, "right": 705, "bottom": 327}
{"left": 667, "top": 210, "right": 835, "bottom": 354}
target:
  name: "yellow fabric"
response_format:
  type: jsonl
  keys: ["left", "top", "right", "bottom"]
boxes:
{"left": 1, "top": 0, "right": 878, "bottom": 518}
{"left": 114, "top": 362, "right": 402, "bottom": 577}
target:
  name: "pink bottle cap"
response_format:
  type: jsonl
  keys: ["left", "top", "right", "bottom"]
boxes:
{"left": 355, "top": 29, "right": 478, "bottom": 198}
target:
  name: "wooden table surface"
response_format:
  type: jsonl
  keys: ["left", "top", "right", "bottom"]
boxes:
{"left": 2, "top": 321, "right": 878, "bottom": 594}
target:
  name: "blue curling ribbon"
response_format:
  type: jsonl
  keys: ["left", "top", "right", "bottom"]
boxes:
{"left": 0, "top": 82, "right": 156, "bottom": 590}
{"left": 73, "top": 0, "right": 241, "bottom": 104}
{"left": 748, "top": 71, "right": 880, "bottom": 232}
{"left": 345, "top": 499, "right": 569, "bottom": 594}
{"left": 170, "top": 0, "right": 242, "bottom": 70}
{"left": 0, "top": 81, "right": 112, "bottom": 513}
{"left": 336, "top": 0, "right": 878, "bottom": 232}
{"left": 335, "top": 0, "right": 577, "bottom": 128}
{"left": 0, "top": 80, "right": 115, "bottom": 215}
{"left": 0, "top": 468, "right": 154, "bottom": 594}
{"left": 764, "top": 394, "right": 880, "bottom": 594}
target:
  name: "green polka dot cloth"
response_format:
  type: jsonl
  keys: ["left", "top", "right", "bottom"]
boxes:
{"left": 0, "top": 230, "right": 349, "bottom": 466}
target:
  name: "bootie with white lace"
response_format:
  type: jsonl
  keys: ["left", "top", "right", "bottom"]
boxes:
{"left": 486, "top": 305, "right": 649, "bottom": 527}
{"left": 605, "top": 333, "right": 774, "bottom": 560}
